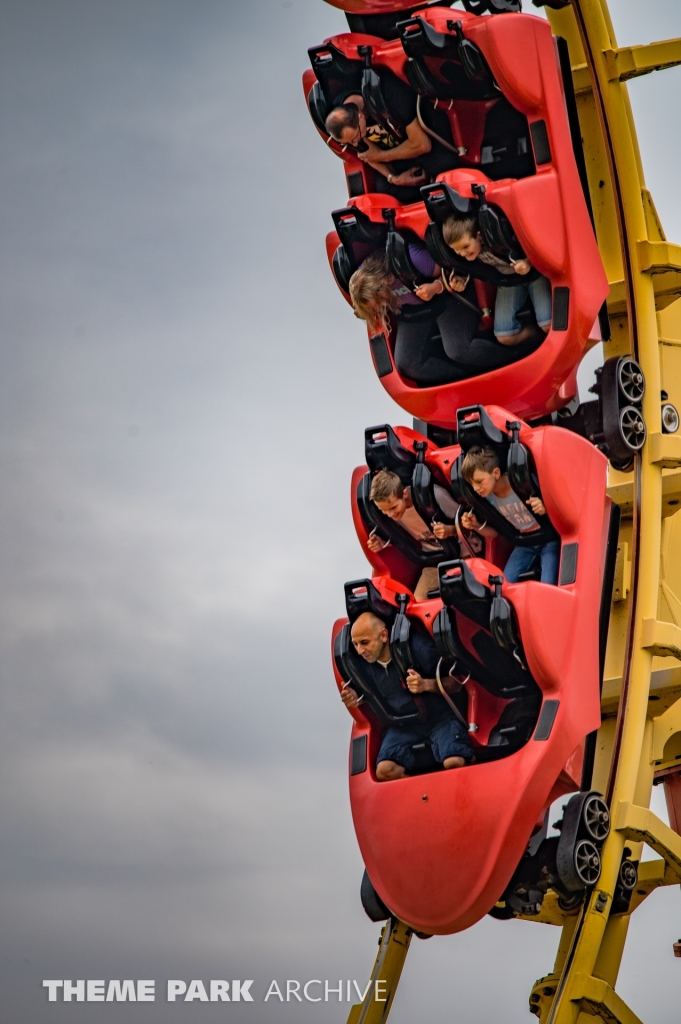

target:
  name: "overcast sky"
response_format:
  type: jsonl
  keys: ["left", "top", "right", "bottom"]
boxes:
{"left": 1, "top": 1, "right": 681, "bottom": 1021}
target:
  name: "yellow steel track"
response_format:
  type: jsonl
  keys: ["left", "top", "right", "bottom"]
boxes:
{"left": 345, "top": 3, "right": 681, "bottom": 1021}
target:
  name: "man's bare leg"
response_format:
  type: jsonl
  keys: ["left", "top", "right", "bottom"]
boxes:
{"left": 376, "top": 760, "right": 407, "bottom": 781}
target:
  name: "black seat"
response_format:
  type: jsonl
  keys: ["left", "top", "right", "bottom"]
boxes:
{"left": 337, "top": 582, "right": 443, "bottom": 775}
{"left": 433, "top": 559, "right": 541, "bottom": 759}
{"left": 308, "top": 42, "right": 414, "bottom": 149}
{"left": 472, "top": 183, "right": 526, "bottom": 264}
{"left": 410, "top": 441, "right": 460, "bottom": 553}
{"left": 398, "top": 18, "right": 534, "bottom": 180}
{"left": 473, "top": 691, "right": 542, "bottom": 762}
{"left": 335, "top": 580, "right": 421, "bottom": 724}
{"left": 432, "top": 603, "right": 533, "bottom": 699}
{"left": 488, "top": 573, "right": 526, "bottom": 665}
{"left": 450, "top": 405, "right": 559, "bottom": 550}
{"left": 435, "top": 560, "right": 538, "bottom": 697}
{"left": 398, "top": 18, "right": 497, "bottom": 101}
{"left": 360, "top": 425, "right": 461, "bottom": 566}
{"left": 331, "top": 206, "right": 388, "bottom": 292}
{"left": 335, "top": 625, "right": 416, "bottom": 723}
{"left": 432, "top": 604, "right": 540, "bottom": 761}
{"left": 307, "top": 80, "right": 329, "bottom": 135}
{"left": 384, "top": 210, "right": 432, "bottom": 287}
{"left": 506, "top": 420, "right": 540, "bottom": 502}
{"left": 479, "top": 97, "right": 535, "bottom": 181}
{"left": 420, "top": 183, "right": 527, "bottom": 288}
{"left": 344, "top": 577, "right": 397, "bottom": 623}
{"left": 365, "top": 423, "right": 416, "bottom": 482}
{"left": 438, "top": 558, "right": 491, "bottom": 629}
{"left": 359, "top": 45, "right": 408, "bottom": 143}
{"left": 308, "top": 42, "right": 363, "bottom": 115}
{"left": 388, "top": 579, "right": 540, "bottom": 765}
{"left": 456, "top": 402, "right": 508, "bottom": 458}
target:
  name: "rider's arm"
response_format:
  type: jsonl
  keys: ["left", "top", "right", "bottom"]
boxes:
{"left": 364, "top": 119, "right": 431, "bottom": 163}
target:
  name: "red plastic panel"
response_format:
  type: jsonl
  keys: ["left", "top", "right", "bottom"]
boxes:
{"left": 335, "top": 407, "right": 609, "bottom": 934}
{"left": 317, "top": 8, "right": 609, "bottom": 423}
{"left": 327, "top": 158, "right": 607, "bottom": 422}
{"left": 324, "top": 0, "right": 429, "bottom": 12}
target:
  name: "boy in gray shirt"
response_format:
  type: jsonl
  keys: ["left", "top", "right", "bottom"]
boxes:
{"left": 460, "top": 447, "right": 559, "bottom": 585}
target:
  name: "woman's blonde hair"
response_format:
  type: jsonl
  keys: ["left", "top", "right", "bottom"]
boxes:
{"left": 348, "top": 250, "right": 401, "bottom": 335}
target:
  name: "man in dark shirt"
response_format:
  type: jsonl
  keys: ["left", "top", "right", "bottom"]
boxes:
{"left": 341, "top": 611, "right": 472, "bottom": 780}
{"left": 325, "top": 70, "right": 456, "bottom": 203}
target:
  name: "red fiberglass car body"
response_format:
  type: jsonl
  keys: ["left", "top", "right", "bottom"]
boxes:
{"left": 308, "top": 8, "right": 608, "bottom": 424}
{"left": 332, "top": 408, "right": 615, "bottom": 933}
{"left": 312, "top": 0, "right": 618, "bottom": 939}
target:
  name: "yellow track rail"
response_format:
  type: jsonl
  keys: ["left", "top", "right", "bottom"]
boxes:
{"left": 530, "top": 3, "right": 681, "bottom": 1021}
{"left": 346, "top": 4, "right": 681, "bottom": 1021}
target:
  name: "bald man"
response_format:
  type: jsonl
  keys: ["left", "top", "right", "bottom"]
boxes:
{"left": 324, "top": 73, "right": 457, "bottom": 204}
{"left": 341, "top": 611, "right": 472, "bottom": 780}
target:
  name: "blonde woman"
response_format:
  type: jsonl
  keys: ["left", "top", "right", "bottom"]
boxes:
{"left": 348, "top": 243, "right": 538, "bottom": 386}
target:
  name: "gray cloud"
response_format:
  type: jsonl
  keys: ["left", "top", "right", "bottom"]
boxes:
{"left": 1, "top": 1, "right": 680, "bottom": 1021}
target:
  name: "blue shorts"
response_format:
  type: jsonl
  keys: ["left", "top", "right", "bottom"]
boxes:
{"left": 377, "top": 716, "right": 472, "bottom": 772}
{"left": 494, "top": 274, "right": 552, "bottom": 337}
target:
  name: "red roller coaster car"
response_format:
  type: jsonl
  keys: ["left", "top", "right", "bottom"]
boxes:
{"left": 308, "top": 8, "right": 608, "bottom": 423}
{"left": 331, "top": 406, "right": 618, "bottom": 933}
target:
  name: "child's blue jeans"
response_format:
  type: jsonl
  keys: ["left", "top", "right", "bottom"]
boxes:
{"left": 504, "top": 540, "right": 560, "bottom": 585}
{"left": 494, "top": 274, "right": 552, "bottom": 336}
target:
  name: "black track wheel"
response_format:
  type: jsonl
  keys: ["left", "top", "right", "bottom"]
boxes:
{"left": 360, "top": 869, "right": 392, "bottom": 923}
{"left": 598, "top": 356, "right": 645, "bottom": 469}
{"left": 574, "top": 840, "right": 602, "bottom": 887}
{"left": 619, "top": 405, "right": 646, "bottom": 452}
{"left": 556, "top": 791, "right": 608, "bottom": 892}
{"left": 558, "top": 837, "right": 601, "bottom": 891}
{"left": 617, "top": 358, "right": 645, "bottom": 404}
{"left": 581, "top": 793, "right": 611, "bottom": 843}
{"left": 618, "top": 858, "right": 638, "bottom": 892}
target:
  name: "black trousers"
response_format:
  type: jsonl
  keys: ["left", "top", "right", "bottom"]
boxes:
{"left": 393, "top": 285, "right": 542, "bottom": 387}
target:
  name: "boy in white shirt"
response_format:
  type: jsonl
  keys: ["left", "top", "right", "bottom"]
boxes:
{"left": 367, "top": 469, "right": 479, "bottom": 600}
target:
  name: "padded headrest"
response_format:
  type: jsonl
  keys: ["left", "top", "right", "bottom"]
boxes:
{"left": 398, "top": 17, "right": 460, "bottom": 57}
{"left": 332, "top": 244, "right": 353, "bottom": 294}
{"left": 386, "top": 226, "right": 431, "bottom": 286}
{"left": 421, "top": 183, "right": 476, "bottom": 223}
{"left": 457, "top": 406, "right": 506, "bottom": 450}
{"left": 454, "top": 406, "right": 509, "bottom": 479}
{"left": 307, "top": 81, "right": 329, "bottom": 135}
{"left": 344, "top": 579, "right": 398, "bottom": 624}
{"left": 365, "top": 424, "right": 416, "bottom": 484}
{"left": 472, "top": 184, "right": 522, "bottom": 258}
{"left": 438, "top": 559, "right": 490, "bottom": 607}
{"left": 361, "top": 66, "right": 406, "bottom": 140}
{"left": 506, "top": 420, "right": 536, "bottom": 502}
{"left": 308, "top": 43, "right": 362, "bottom": 88}
{"left": 332, "top": 207, "right": 387, "bottom": 249}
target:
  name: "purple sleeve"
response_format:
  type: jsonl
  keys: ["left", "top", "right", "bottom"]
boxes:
{"left": 408, "top": 243, "right": 438, "bottom": 279}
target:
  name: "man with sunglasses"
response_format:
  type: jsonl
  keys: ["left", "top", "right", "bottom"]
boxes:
{"left": 325, "top": 73, "right": 456, "bottom": 203}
